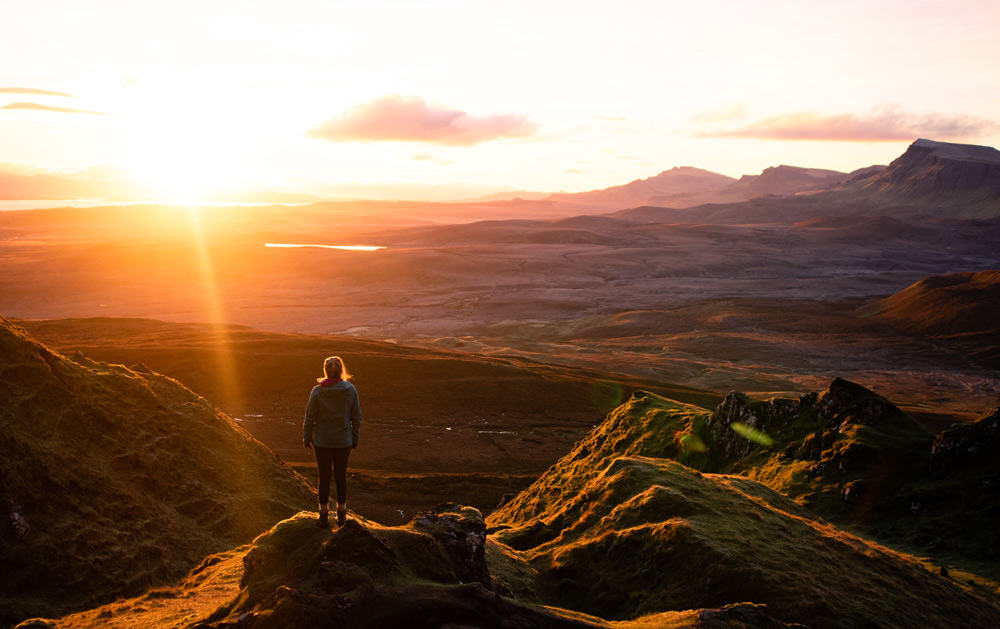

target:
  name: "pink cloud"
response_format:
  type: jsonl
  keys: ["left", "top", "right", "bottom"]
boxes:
{"left": 700, "top": 104, "right": 997, "bottom": 141}
{"left": 307, "top": 95, "right": 536, "bottom": 145}
{"left": 2, "top": 101, "right": 109, "bottom": 115}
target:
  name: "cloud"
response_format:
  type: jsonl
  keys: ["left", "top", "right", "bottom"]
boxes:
{"left": 0, "top": 86, "right": 74, "bottom": 97}
{"left": 691, "top": 102, "right": 749, "bottom": 124}
{"left": 564, "top": 168, "right": 583, "bottom": 174}
{"left": 411, "top": 152, "right": 453, "bottom": 165}
{"left": 307, "top": 95, "right": 536, "bottom": 145}
{"left": 2, "top": 102, "right": 110, "bottom": 116}
{"left": 699, "top": 104, "right": 998, "bottom": 141}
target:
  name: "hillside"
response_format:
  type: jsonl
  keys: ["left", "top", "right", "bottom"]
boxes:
{"left": 28, "top": 507, "right": 791, "bottom": 629}
{"left": 18, "top": 317, "right": 718, "bottom": 525}
{"left": 506, "top": 377, "right": 1000, "bottom": 580}
{"left": 22, "top": 387, "right": 1000, "bottom": 628}
{"left": 873, "top": 269, "right": 1000, "bottom": 367}
{"left": 0, "top": 317, "right": 314, "bottom": 627}
{"left": 488, "top": 390, "right": 1000, "bottom": 627}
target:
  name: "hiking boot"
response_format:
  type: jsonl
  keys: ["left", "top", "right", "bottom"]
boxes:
{"left": 318, "top": 510, "right": 329, "bottom": 528}
{"left": 337, "top": 505, "right": 347, "bottom": 527}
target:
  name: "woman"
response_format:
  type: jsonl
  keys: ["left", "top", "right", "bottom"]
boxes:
{"left": 302, "top": 355, "right": 361, "bottom": 527}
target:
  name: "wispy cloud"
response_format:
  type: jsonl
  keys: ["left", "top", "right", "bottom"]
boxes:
{"left": 564, "top": 167, "right": 583, "bottom": 174}
{"left": 0, "top": 86, "right": 74, "bottom": 97}
{"left": 699, "top": 104, "right": 997, "bottom": 141}
{"left": 2, "top": 102, "right": 110, "bottom": 116}
{"left": 307, "top": 95, "right": 536, "bottom": 146}
{"left": 691, "top": 102, "right": 749, "bottom": 124}
{"left": 411, "top": 152, "right": 454, "bottom": 165}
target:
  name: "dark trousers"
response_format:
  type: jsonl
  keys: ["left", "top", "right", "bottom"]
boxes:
{"left": 314, "top": 446, "right": 351, "bottom": 505}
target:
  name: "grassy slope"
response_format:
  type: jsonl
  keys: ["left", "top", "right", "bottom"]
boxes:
{"left": 0, "top": 317, "right": 314, "bottom": 626}
{"left": 698, "top": 381, "right": 1000, "bottom": 582}
{"left": 487, "top": 392, "right": 1000, "bottom": 627}
{"left": 873, "top": 269, "right": 1000, "bottom": 367}
{"left": 35, "top": 509, "right": 789, "bottom": 629}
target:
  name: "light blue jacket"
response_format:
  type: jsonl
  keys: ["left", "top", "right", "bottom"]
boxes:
{"left": 302, "top": 380, "right": 362, "bottom": 448}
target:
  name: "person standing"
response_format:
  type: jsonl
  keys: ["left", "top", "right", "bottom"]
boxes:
{"left": 302, "top": 355, "right": 361, "bottom": 527}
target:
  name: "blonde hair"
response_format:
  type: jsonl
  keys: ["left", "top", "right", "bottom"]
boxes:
{"left": 318, "top": 355, "right": 352, "bottom": 383}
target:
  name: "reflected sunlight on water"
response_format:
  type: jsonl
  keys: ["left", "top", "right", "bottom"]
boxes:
{"left": 264, "top": 243, "right": 385, "bottom": 251}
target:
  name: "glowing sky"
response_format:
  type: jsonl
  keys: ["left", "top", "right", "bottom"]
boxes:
{"left": 2, "top": 0, "right": 998, "bottom": 199}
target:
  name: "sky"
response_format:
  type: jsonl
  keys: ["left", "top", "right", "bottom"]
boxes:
{"left": 2, "top": 0, "right": 999, "bottom": 200}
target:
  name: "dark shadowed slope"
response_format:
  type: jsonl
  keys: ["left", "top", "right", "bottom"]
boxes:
{"left": 873, "top": 269, "right": 1000, "bottom": 367}
{"left": 488, "top": 390, "right": 1000, "bottom": 627}
{"left": 0, "top": 317, "right": 314, "bottom": 626}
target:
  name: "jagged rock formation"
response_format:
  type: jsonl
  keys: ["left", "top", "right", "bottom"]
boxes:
{"left": 488, "top": 391, "right": 1000, "bottom": 627}
{"left": 930, "top": 407, "right": 1000, "bottom": 478}
{"left": 634, "top": 378, "right": 1000, "bottom": 578}
{"left": 0, "top": 317, "right": 314, "bottom": 626}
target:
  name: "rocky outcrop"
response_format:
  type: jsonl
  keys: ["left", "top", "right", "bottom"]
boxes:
{"left": 930, "top": 407, "right": 1000, "bottom": 478}
{"left": 202, "top": 509, "right": 604, "bottom": 629}
{"left": 705, "top": 378, "right": 906, "bottom": 464}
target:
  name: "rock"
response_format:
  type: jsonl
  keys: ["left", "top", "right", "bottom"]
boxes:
{"left": 816, "top": 378, "right": 904, "bottom": 430}
{"left": 412, "top": 503, "right": 491, "bottom": 587}
{"left": 930, "top": 407, "right": 1000, "bottom": 478}
{"left": 495, "top": 492, "right": 515, "bottom": 510}
{"left": 706, "top": 391, "right": 799, "bottom": 459}
{"left": 842, "top": 480, "right": 866, "bottom": 504}
{"left": 13, "top": 620, "right": 56, "bottom": 629}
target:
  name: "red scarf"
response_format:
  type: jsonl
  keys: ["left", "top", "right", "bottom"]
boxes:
{"left": 319, "top": 378, "right": 342, "bottom": 387}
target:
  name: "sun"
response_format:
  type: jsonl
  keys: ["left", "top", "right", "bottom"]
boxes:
{"left": 123, "top": 89, "right": 255, "bottom": 203}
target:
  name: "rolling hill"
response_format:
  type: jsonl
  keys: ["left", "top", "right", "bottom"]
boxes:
{"left": 0, "top": 317, "right": 314, "bottom": 626}
{"left": 22, "top": 385, "right": 1000, "bottom": 628}
{"left": 873, "top": 269, "right": 1000, "bottom": 367}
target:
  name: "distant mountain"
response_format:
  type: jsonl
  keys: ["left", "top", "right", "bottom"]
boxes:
{"left": 874, "top": 269, "right": 1000, "bottom": 367}
{"left": 0, "top": 317, "right": 313, "bottom": 626}
{"left": 615, "top": 139, "right": 1000, "bottom": 223}
{"left": 546, "top": 166, "right": 735, "bottom": 209}
{"left": 548, "top": 164, "right": 853, "bottom": 211}
{"left": 841, "top": 138, "right": 1000, "bottom": 215}
{"left": 0, "top": 171, "right": 107, "bottom": 199}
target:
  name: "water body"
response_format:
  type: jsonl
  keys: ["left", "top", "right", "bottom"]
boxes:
{"left": 264, "top": 243, "right": 386, "bottom": 251}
